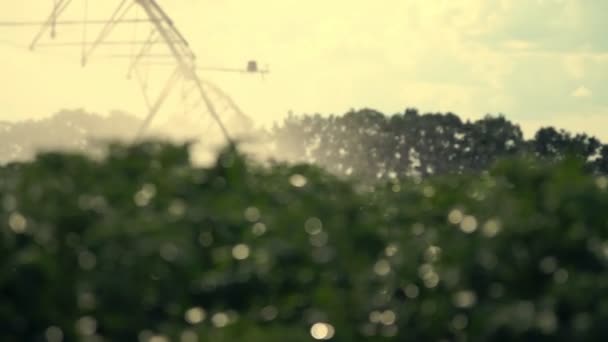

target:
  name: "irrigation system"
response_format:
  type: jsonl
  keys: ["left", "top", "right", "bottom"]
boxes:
{"left": 0, "top": 0, "right": 269, "bottom": 143}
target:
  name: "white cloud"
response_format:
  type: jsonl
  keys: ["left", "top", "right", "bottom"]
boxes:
{"left": 563, "top": 54, "right": 587, "bottom": 79}
{"left": 571, "top": 86, "right": 592, "bottom": 98}
{"left": 502, "top": 39, "right": 536, "bottom": 50}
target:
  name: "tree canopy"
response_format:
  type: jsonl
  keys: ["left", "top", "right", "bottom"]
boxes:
{"left": 3, "top": 108, "right": 607, "bottom": 179}
{"left": 271, "top": 108, "right": 608, "bottom": 179}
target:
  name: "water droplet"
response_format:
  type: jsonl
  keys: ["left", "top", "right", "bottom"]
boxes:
{"left": 305, "top": 217, "right": 323, "bottom": 235}
{"left": 453, "top": 290, "right": 477, "bottom": 308}
{"left": 448, "top": 209, "right": 463, "bottom": 225}
{"left": 232, "top": 244, "right": 250, "bottom": 260}
{"left": 252, "top": 222, "right": 267, "bottom": 236}
{"left": 422, "top": 186, "right": 435, "bottom": 197}
{"left": 45, "top": 326, "right": 64, "bottom": 342}
{"left": 418, "top": 264, "right": 440, "bottom": 288}
{"left": 289, "top": 174, "right": 307, "bottom": 187}
{"left": 185, "top": 307, "right": 206, "bottom": 324}
{"left": 134, "top": 184, "right": 156, "bottom": 207}
{"left": 380, "top": 324, "right": 398, "bottom": 337}
{"left": 489, "top": 283, "right": 505, "bottom": 298}
{"left": 482, "top": 219, "right": 502, "bottom": 237}
{"left": 412, "top": 223, "right": 425, "bottom": 236}
{"left": 198, "top": 232, "right": 213, "bottom": 247}
{"left": 76, "top": 316, "right": 97, "bottom": 336}
{"left": 536, "top": 310, "right": 557, "bottom": 334}
{"left": 149, "top": 335, "right": 169, "bottom": 342}
{"left": 168, "top": 199, "right": 186, "bottom": 217}
{"left": 539, "top": 256, "right": 558, "bottom": 274}
{"left": 211, "top": 312, "right": 230, "bottom": 328}
{"left": 596, "top": 176, "right": 608, "bottom": 190}
{"left": 260, "top": 306, "right": 278, "bottom": 321}
{"left": 554, "top": 269, "right": 569, "bottom": 283}
{"left": 460, "top": 215, "right": 478, "bottom": 233}
{"left": 78, "top": 251, "right": 97, "bottom": 270}
{"left": 380, "top": 310, "right": 396, "bottom": 325}
{"left": 310, "top": 232, "right": 329, "bottom": 247}
{"left": 310, "top": 322, "right": 335, "bottom": 340}
{"left": 404, "top": 284, "right": 419, "bottom": 298}
{"left": 2, "top": 195, "right": 16, "bottom": 211}
{"left": 572, "top": 312, "right": 592, "bottom": 332}
{"left": 244, "top": 207, "right": 261, "bottom": 222}
{"left": 385, "top": 244, "right": 398, "bottom": 257}
{"left": 78, "top": 292, "right": 96, "bottom": 310}
{"left": 138, "top": 330, "right": 154, "bottom": 342}
{"left": 369, "top": 311, "right": 382, "bottom": 323}
{"left": 311, "top": 246, "right": 334, "bottom": 263}
{"left": 160, "top": 243, "right": 179, "bottom": 262}
{"left": 418, "top": 263, "right": 433, "bottom": 277}
{"left": 8, "top": 212, "right": 27, "bottom": 234}
{"left": 422, "top": 272, "right": 439, "bottom": 288}
{"left": 424, "top": 245, "right": 442, "bottom": 262}
{"left": 180, "top": 330, "right": 198, "bottom": 342}
{"left": 515, "top": 301, "right": 535, "bottom": 322}
{"left": 600, "top": 241, "right": 608, "bottom": 259}
{"left": 373, "top": 259, "right": 391, "bottom": 276}
{"left": 452, "top": 314, "right": 468, "bottom": 330}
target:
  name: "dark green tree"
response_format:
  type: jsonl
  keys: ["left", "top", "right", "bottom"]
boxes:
{"left": 272, "top": 109, "right": 606, "bottom": 179}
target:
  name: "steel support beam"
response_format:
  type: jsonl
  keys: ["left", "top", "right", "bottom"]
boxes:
{"left": 81, "top": 0, "right": 135, "bottom": 66}
{"left": 136, "top": 0, "right": 231, "bottom": 142}
{"left": 29, "top": 0, "right": 73, "bottom": 50}
{"left": 134, "top": 66, "right": 182, "bottom": 141}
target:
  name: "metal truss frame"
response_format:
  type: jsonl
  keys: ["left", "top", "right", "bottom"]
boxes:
{"left": 2, "top": 0, "right": 266, "bottom": 143}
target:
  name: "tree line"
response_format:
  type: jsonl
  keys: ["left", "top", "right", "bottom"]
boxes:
{"left": 271, "top": 108, "right": 608, "bottom": 179}
{"left": 2, "top": 108, "right": 607, "bottom": 178}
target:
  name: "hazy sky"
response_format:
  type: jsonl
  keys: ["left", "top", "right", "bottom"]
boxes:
{"left": 1, "top": 0, "right": 607, "bottom": 139}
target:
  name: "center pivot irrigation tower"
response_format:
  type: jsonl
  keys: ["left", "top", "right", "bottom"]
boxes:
{"left": 3, "top": 0, "right": 268, "bottom": 143}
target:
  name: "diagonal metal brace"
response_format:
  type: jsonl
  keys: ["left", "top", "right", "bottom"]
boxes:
{"left": 133, "top": 66, "right": 182, "bottom": 141}
{"left": 81, "top": 0, "right": 136, "bottom": 66}
{"left": 136, "top": 0, "right": 231, "bottom": 142}
{"left": 29, "top": 0, "right": 73, "bottom": 50}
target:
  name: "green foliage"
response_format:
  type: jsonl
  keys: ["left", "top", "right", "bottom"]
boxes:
{"left": 2, "top": 142, "right": 608, "bottom": 341}
{"left": 272, "top": 108, "right": 608, "bottom": 178}
{"left": 3, "top": 108, "right": 607, "bottom": 179}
